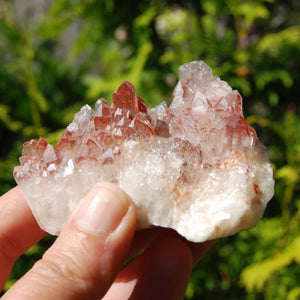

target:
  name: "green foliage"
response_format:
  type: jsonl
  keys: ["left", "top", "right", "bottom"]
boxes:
{"left": 241, "top": 236, "right": 300, "bottom": 291}
{"left": 243, "top": 212, "right": 299, "bottom": 286}
{"left": 85, "top": 42, "right": 154, "bottom": 99}
{"left": 0, "top": 0, "right": 299, "bottom": 298}
{"left": 239, "top": 110, "right": 300, "bottom": 299}
{"left": 257, "top": 26, "right": 300, "bottom": 57}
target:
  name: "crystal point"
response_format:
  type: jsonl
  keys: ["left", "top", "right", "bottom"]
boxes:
{"left": 14, "top": 61, "right": 274, "bottom": 242}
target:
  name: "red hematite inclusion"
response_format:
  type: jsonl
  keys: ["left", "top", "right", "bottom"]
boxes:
{"left": 15, "top": 80, "right": 157, "bottom": 176}
{"left": 55, "top": 81, "right": 155, "bottom": 164}
{"left": 13, "top": 61, "right": 274, "bottom": 241}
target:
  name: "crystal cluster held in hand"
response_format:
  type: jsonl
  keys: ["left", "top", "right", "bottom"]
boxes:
{"left": 14, "top": 61, "right": 274, "bottom": 242}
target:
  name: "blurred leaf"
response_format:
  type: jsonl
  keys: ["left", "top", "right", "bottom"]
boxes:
{"left": 238, "top": 2, "right": 270, "bottom": 26}
{"left": 257, "top": 26, "right": 300, "bottom": 57}
{"left": 159, "top": 49, "right": 176, "bottom": 64}
{"left": 229, "top": 77, "right": 251, "bottom": 96}
{"left": 275, "top": 166, "right": 299, "bottom": 185}
{"left": 85, "top": 42, "right": 153, "bottom": 99}
{"left": 134, "top": 5, "right": 157, "bottom": 28}
{"left": 240, "top": 236, "right": 300, "bottom": 292}
{"left": 268, "top": 91, "right": 279, "bottom": 107}
{"left": 25, "top": 244, "right": 42, "bottom": 256}
{"left": 0, "top": 105, "right": 23, "bottom": 132}
{"left": 3, "top": 279, "right": 15, "bottom": 292}
{"left": 70, "top": 21, "right": 103, "bottom": 58}
{"left": 36, "top": 1, "right": 83, "bottom": 38}
{"left": 0, "top": 18, "right": 20, "bottom": 45}
{"left": 246, "top": 115, "right": 272, "bottom": 128}
{"left": 255, "top": 69, "right": 293, "bottom": 90}
{"left": 28, "top": 82, "right": 49, "bottom": 113}
{"left": 287, "top": 287, "right": 300, "bottom": 300}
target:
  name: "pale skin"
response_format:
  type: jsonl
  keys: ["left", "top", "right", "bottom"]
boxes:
{"left": 0, "top": 183, "right": 214, "bottom": 300}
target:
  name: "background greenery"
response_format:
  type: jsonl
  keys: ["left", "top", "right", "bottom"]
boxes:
{"left": 0, "top": 0, "right": 299, "bottom": 298}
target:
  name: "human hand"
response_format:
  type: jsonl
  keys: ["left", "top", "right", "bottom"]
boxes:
{"left": 0, "top": 183, "right": 214, "bottom": 300}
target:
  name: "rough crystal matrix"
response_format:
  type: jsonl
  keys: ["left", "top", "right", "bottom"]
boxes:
{"left": 14, "top": 61, "right": 274, "bottom": 242}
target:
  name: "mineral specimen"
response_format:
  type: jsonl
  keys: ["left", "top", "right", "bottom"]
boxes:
{"left": 13, "top": 61, "right": 274, "bottom": 242}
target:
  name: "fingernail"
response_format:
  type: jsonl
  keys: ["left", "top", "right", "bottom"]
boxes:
{"left": 75, "top": 183, "right": 130, "bottom": 235}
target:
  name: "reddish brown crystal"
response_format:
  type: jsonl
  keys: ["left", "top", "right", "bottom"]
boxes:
{"left": 113, "top": 81, "right": 148, "bottom": 114}
{"left": 94, "top": 99, "right": 112, "bottom": 130}
{"left": 18, "top": 81, "right": 156, "bottom": 173}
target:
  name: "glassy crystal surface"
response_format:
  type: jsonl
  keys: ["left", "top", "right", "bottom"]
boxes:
{"left": 13, "top": 61, "right": 274, "bottom": 242}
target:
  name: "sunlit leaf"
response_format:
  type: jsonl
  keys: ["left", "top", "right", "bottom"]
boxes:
{"left": 287, "top": 287, "right": 300, "bottom": 300}
{"left": 275, "top": 166, "right": 299, "bottom": 184}
{"left": 257, "top": 26, "right": 300, "bottom": 56}
{"left": 240, "top": 236, "right": 300, "bottom": 292}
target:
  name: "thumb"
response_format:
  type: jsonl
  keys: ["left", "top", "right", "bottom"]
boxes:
{"left": 3, "top": 182, "right": 136, "bottom": 300}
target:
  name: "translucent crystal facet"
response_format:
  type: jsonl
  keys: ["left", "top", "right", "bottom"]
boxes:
{"left": 13, "top": 61, "right": 274, "bottom": 242}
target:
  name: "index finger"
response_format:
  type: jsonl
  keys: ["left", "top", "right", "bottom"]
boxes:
{"left": 0, "top": 186, "right": 46, "bottom": 291}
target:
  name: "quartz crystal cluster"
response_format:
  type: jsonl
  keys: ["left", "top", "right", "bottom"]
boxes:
{"left": 14, "top": 61, "right": 274, "bottom": 242}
